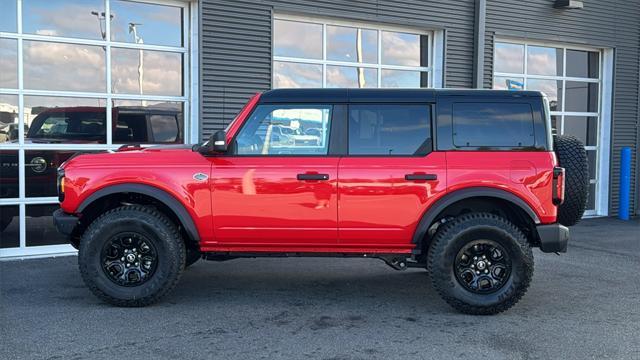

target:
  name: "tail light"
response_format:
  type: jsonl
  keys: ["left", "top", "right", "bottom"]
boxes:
{"left": 552, "top": 167, "right": 565, "bottom": 205}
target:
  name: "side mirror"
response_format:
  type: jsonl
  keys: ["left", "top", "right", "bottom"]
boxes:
{"left": 211, "top": 130, "right": 228, "bottom": 153}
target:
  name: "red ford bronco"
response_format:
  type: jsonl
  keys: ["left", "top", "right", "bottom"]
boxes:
{"left": 54, "top": 89, "right": 588, "bottom": 314}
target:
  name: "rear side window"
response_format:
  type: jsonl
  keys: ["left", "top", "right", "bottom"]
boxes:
{"left": 150, "top": 115, "right": 179, "bottom": 142}
{"left": 348, "top": 104, "right": 431, "bottom": 156}
{"left": 452, "top": 102, "right": 535, "bottom": 148}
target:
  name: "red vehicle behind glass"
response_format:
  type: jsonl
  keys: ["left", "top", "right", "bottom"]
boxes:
{"left": 53, "top": 89, "right": 589, "bottom": 314}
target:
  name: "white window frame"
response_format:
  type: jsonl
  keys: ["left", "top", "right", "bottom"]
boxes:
{"left": 492, "top": 37, "right": 612, "bottom": 217}
{"left": 0, "top": 0, "right": 198, "bottom": 259}
{"left": 272, "top": 13, "right": 444, "bottom": 89}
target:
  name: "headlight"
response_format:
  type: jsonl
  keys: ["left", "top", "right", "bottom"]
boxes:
{"left": 57, "top": 168, "right": 65, "bottom": 202}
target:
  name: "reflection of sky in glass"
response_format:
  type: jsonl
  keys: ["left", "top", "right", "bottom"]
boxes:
{"left": 274, "top": 20, "right": 322, "bottom": 59}
{"left": 565, "top": 81, "right": 598, "bottom": 112}
{"left": 326, "top": 26, "right": 377, "bottom": 63}
{"left": 23, "top": 0, "right": 104, "bottom": 39}
{"left": 111, "top": 48, "right": 182, "bottom": 96}
{"left": 381, "top": 69, "right": 421, "bottom": 88}
{"left": 0, "top": 0, "right": 17, "bottom": 32}
{"left": 273, "top": 62, "right": 322, "bottom": 88}
{"left": 527, "top": 79, "right": 561, "bottom": 109}
{"left": 495, "top": 43, "right": 524, "bottom": 73}
{"left": 110, "top": 0, "right": 183, "bottom": 47}
{"left": 23, "top": 41, "right": 106, "bottom": 92}
{"left": 326, "top": 66, "right": 376, "bottom": 88}
{"left": 527, "top": 46, "right": 562, "bottom": 76}
{"left": 0, "top": 38, "right": 18, "bottom": 88}
{"left": 381, "top": 31, "right": 422, "bottom": 66}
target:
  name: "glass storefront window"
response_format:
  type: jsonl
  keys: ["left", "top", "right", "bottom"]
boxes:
{"left": 112, "top": 100, "right": 184, "bottom": 144}
{"left": 0, "top": 0, "right": 191, "bottom": 257}
{"left": 0, "top": 95, "right": 19, "bottom": 144}
{"left": 493, "top": 41, "right": 603, "bottom": 214}
{"left": 110, "top": 0, "right": 184, "bottom": 47}
{"left": 273, "top": 17, "right": 433, "bottom": 89}
{"left": 111, "top": 48, "right": 183, "bottom": 96}
{"left": 0, "top": 38, "right": 18, "bottom": 89}
{"left": 0, "top": 206, "right": 19, "bottom": 248}
{"left": 23, "top": 41, "right": 106, "bottom": 92}
{"left": 23, "top": 0, "right": 105, "bottom": 40}
{"left": 26, "top": 204, "right": 68, "bottom": 247}
{"left": 0, "top": 1, "right": 18, "bottom": 33}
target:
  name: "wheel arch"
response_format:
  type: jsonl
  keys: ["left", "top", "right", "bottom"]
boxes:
{"left": 412, "top": 187, "right": 541, "bottom": 254}
{"left": 76, "top": 184, "right": 200, "bottom": 246}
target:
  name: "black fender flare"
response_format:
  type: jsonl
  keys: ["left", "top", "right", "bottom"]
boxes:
{"left": 78, "top": 183, "right": 200, "bottom": 243}
{"left": 411, "top": 187, "right": 541, "bottom": 252}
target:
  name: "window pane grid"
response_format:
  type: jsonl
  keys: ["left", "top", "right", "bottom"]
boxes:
{"left": 0, "top": 0, "right": 191, "bottom": 254}
{"left": 273, "top": 16, "right": 432, "bottom": 89}
{"left": 493, "top": 40, "right": 602, "bottom": 212}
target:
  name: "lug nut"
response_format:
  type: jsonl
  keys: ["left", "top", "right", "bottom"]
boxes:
{"left": 476, "top": 271, "right": 480, "bottom": 275}
{"left": 484, "top": 270, "right": 489, "bottom": 274}
{"left": 121, "top": 257, "right": 125, "bottom": 261}
{"left": 470, "top": 264, "right": 475, "bottom": 268}
{"left": 487, "top": 261, "right": 491, "bottom": 265}
{"left": 482, "top": 255, "right": 486, "bottom": 259}
{"left": 473, "top": 256, "right": 478, "bottom": 260}
{"left": 135, "top": 262, "right": 139, "bottom": 266}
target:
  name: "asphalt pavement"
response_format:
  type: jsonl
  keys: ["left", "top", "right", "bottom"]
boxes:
{"left": 1, "top": 217, "right": 639, "bottom": 360}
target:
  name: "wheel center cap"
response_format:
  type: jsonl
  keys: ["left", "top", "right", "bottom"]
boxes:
{"left": 126, "top": 254, "right": 136, "bottom": 263}
{"left": 476, "top": 261, "right": 486, "bottom": 270}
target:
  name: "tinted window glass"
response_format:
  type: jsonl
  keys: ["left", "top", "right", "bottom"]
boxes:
{"left": 235, "top": 105, "right": 332, "bottom": 155}
{"left": 348, "top": 104, "right": 431, "bottom": 155}
{"left": 150, "top": 115, "right": 179, "bottom": 142}
{"left": 452, "top": 103, "right": 534, "bottom": 148}
{"left": 30, "top": 112, "right": 106, "bottom": 141}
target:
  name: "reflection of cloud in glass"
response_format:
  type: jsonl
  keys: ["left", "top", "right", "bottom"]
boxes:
{"left": 495, "top": 43, "right": 524, "bottom": 73}
{"left": 274, "top": 20, "right": 322, "bottom": 59}
{"left": 527, "top": 79, "right": 560, "bottom": 104}
{"left": 0, "top": 38, "right": 18, "bottom": 88}
{"left": 273, "top": 62, "right": 322, "bottom": 88}
{"left": 381, "top": 69, "right": 421, "bottom": 88}
{"left": 326, "top": 66, "right": 377, "bottom": 88}
{"left": 23, "top": 41, "right": 105, "bottom": 92}
{"left": 527, "top": 46, "right": 562, "bottom": 76}
{"left": 111, "top": 0, "right": 183, "bottom": 47}
{"left": 23, "top": 0, "right": 104, "bottom": 40}
{"left": 326, "top": 26, "right": 377, "bottom": 63}
{"left": 111, "top": 48, "right": 182, "bottom": 96}
{"left": 381, "top": 31, "right": 422, "bottom": 66}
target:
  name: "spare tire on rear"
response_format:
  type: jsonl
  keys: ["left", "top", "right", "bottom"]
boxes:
{"left": 554, "top": 135, "right": 589, "bottom": 226}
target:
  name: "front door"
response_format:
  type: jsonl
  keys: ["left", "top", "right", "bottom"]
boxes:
{"left": 209, "top": 104, "right": 339, "bottom": 248}
{"left": 338, "top": 103, "right": 446, "bottom": 251}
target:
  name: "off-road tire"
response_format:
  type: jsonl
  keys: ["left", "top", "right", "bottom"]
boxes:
{"left": 78, "top": 205, "right": 185, "bottom": 307}
{"left": 427, "top": 213, "right": 534, "bottom": 315}
{"left": 185, "top": 247, "right": 201, "bottom": 268}
{"left": 554, "top": 135, "right": 589, "bottom": 226}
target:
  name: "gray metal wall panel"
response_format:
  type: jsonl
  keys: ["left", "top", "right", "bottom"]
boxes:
{"left": 483, "top": 0, "right": 640, "bottom": 215}
{"left": 200, "top": 0, "right": 475, "bottom": 137}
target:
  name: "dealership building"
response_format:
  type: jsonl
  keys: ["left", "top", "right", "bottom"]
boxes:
{"left": 0, "top": 0, "right": 638, "bottom": 258}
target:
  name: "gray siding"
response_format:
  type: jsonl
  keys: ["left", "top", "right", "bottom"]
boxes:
{"left": 200, "top": 0, "right": 475, "bottom": 136}
{"left": 483, "top": 0, "right": 640, "bottom": 214}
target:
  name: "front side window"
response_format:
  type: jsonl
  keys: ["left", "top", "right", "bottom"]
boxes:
{"left": 234, "top": 105, "right": 332, "bottom": 155}
{"left": 452, "top": 102, "right": 534, "bottom": 148}
{"left": 348, "top": 104, "right": 431, "bottom": 156}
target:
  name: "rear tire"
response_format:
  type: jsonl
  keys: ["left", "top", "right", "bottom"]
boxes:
{"left": 427, "top": 213, "right": 533, "bottom": 315}
{"left": 554, "top": 135, "right": 589, "bottom": 226}
{"left": 78, "top": 205, "right": 185, "bottom": 307}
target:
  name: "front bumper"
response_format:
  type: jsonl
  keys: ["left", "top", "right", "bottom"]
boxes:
{"left": 537, "top": 223, "right": 569, "bottom": 253}
{"left": 53, "top": 208, "right": 79, "bottom": 236}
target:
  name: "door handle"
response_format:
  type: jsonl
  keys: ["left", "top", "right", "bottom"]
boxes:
{"left": 405, "top": 173, "right": 438, "bottom": 181}
{"left": 297, "top": 173, "right": 330, "bottom": 181}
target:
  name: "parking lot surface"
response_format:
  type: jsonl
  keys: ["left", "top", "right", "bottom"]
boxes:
{"left": 1, "top": 217, "right": 639, "bottom": 360}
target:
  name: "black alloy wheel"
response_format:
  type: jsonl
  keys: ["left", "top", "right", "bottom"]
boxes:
{"left": 454, "top": 240, "right": 511, "bottom": 294}
{"left": 101, "top": 233, "right": 158, "bottom": 287}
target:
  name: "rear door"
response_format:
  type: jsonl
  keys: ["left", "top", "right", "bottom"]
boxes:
{"left": 337, "top": 103, "right": 446, "bottom": 250}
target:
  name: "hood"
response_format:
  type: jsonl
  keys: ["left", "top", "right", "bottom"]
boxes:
{"left": 61, "top": 144, "right": 204, "bottom": 169}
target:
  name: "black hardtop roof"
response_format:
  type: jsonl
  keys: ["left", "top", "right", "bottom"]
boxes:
{"left": 259, "top": 88, "right": 544, "bottom": 103}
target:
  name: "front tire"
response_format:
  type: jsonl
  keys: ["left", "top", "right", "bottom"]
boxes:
{"left": 78, "top": 205, "right": 185, "bottom": 307}
{"left": 427, "top": 213, "right": 533, "bottom": 315}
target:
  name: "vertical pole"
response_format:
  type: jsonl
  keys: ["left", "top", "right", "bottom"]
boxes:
{"left": 618, "top": 147, "right": 631, "bottom": 220}
{"left": 473, "top": 0, "right": 486, "bottom": 88}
